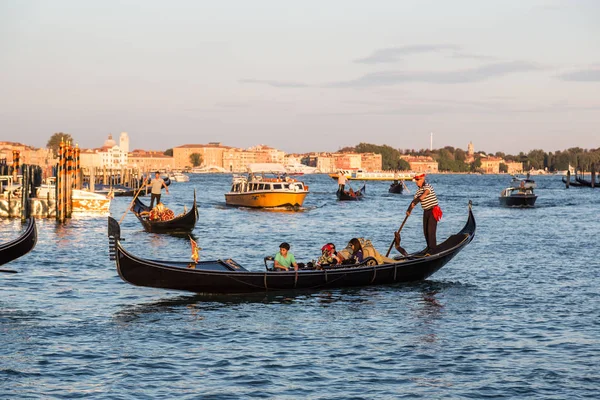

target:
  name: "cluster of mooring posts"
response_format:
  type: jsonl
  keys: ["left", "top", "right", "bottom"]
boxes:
{"left": 0, "top": 152, "right": 43, "bottom": 220}
{"left": 564, "top": 163, "right": 597, "bottom": 188}
{"left": 1, "top": 142, "right": 146, "bottom": 220}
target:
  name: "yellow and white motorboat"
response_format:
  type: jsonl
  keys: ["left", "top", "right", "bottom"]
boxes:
{"left": 329, "top": 169, "right": 415, "bottom": 181}
{"left": 225, "top": 163, "right": 309, "bottom": 209}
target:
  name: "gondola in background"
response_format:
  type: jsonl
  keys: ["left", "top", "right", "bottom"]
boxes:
{"left": 131, "top": 190, "right": 198, "bottom": 234}
{"left": 337, "top": 183, "right": 366, "bottom": 201}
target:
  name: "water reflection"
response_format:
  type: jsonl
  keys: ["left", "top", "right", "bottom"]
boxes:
{"left": 112, "top": 281, "right": 462, "bottom": 325}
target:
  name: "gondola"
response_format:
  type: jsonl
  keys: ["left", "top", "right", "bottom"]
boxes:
{"left": 388, "top": 181, "right": 403, "bottom": 194}
{"left": 575, "top": 176, "right": 599, "bottom": 188}
{"left": 0, "top": 217, "right": 37, "bottom": 269}
{"left": 131, "top": 190, "right": 198, "bottom": 233}
{"left": 337, "top": 183, "right": 366, "bottom": 201}
{"left": 562, "top": 176, "right": 584, "bottom": 187}
{"left": 107, "top": 202, "right": 476, "bottom": 294}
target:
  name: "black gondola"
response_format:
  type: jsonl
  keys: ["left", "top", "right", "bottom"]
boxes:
{"left": 388, "top": 181, "right": 404, "bottom": 194}
{"left": 337, "top": 183, "right": 366, "bottom": 201}
{"left": 131, "top": 190, "right": 198, "bottom": 233}
{"left": 0, "top": 217, "right": 37, "bottom": 269}
{"left": 562, "top": 176, "right": 584, "bottom": 187}
{"left": 107, "top": 202, "right": 476, "bottom": 294}
{"left": 575, "top": 176, "right": 599, "bottom": 188}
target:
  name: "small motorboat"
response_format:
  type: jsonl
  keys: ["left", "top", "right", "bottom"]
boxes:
{"left": 225, "top": 163, "right": 309, "bottom": 209}
{"left": 499, "top": 186, "right": 537, "bottom": 207}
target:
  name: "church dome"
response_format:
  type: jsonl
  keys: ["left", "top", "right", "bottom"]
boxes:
{"left": 104, "top": 134, "right": 117, "bottom": 148}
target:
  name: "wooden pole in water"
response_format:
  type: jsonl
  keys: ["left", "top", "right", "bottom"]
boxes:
{"left": 66, "top": 142, "right": 72, "bottom": 219}
{"left": 591, "top": 163, "right": 595, "bottom": 188}
{"left": 56, "top": 140, "right": 64, "bottom": 221}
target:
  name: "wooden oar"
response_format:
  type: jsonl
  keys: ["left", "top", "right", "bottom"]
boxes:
{"left": 385, "top": 213, "right": 410, "bottom": 257}
{"left": 0, "top": 269, "right": 18, "bottom": 274}
{"left": 118, "top": 178, "right": 149, "bottom": 225}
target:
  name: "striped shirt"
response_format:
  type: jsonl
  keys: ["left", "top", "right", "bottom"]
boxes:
{"left": 413, "top": 183, "right": 438, "bottom": 210}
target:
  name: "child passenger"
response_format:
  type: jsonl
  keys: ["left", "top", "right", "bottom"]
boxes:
{"left": 274, "top": 242, "right": 298, "bottom": 271}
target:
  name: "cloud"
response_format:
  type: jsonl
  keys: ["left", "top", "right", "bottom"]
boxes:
{"left": 354, "top": 44, "right": 460, "bottom": 64}
{"left": 557, "top": 68, "right": 600, "bottom": 82}
{"left": 328, "top": 61, "right": 545, "bottom": 87}
{"left": 239, "top": 79, "right": 310, "bottom": 88}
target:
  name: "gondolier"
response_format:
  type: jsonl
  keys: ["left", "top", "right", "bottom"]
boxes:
{"left": 406, "top": 173, "right": 442, "bottom": 253}
{"left": 147, "top": 171, "right": 169, "bottom": 209}
{"left": 337, "top": 172, "right": 348, "bottom": 192}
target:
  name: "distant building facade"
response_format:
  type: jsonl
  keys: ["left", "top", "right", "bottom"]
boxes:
{"left": 400, "top": 155, "right": 439, "bottom": 173}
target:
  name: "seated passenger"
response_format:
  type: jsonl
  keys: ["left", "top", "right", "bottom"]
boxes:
{"left": 336, "top": 238, "right": 364, "bottom": 264}
{"left": 317, "top": 243, "right": 338, "bottom": 267}
{"left": 274, "top": 242, "right": 298, "bottom": 271}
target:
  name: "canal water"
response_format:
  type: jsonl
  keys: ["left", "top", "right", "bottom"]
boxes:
{"left": 1, "top": 174, "right": 598, "bottom": 399}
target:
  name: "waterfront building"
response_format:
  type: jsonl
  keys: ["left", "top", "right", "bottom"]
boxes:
{"left": 0, "top": 141, "right": 55, "bottom": 169}
{"left": 480, "top": 156, "right": 503, "bottom": 174}
{"left": 173, "top": 142, "right": 232, "bottom": 170}
{"left": 504, "top": 161, "right": 524, "bottom": 174}
{"left": 360, "top": 153, "right": 383, "bottom": 172}
{"left": 128, "top": 149, "right": 174, "bottom": 171}
{"left": 400, "top": 155, "right": 439, "bottom": 173}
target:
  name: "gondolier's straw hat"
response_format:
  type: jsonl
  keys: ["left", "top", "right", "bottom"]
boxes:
{"left": 413, "top": 173, "right": 426, "bottom": 180}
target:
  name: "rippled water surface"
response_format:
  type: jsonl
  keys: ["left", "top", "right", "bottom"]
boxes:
{"left": 1, "top": 174, "right": 599, "bottom": 399}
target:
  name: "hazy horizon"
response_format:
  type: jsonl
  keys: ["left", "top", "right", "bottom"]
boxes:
{"left": 1, "top": 1, "right": 599, "bottom": 155}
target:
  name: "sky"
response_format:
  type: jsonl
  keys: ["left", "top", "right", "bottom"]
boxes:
{"left": 1, "top": 0, "right": 599, "bottom": 155}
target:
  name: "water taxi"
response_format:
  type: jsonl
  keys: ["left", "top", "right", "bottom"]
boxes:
{"left": 225, "top": 163, "right": 309, "bottom": 209}
{"left": 329, "top": 169, "right": 415, "bottom": 181}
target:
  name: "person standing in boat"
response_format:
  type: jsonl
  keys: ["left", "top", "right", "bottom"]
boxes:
{"left": 147, "top": 171, "right": 169, "bottom": 209}
{"left": 406, "top": 173, "right": 442, "bottom": 253}
{"left": 337, "top": 172, "right": 348, "bottom": 193}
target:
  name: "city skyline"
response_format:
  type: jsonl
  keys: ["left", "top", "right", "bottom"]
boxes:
{"left": 1, "top": 1, "right": 599, "bottom": 154}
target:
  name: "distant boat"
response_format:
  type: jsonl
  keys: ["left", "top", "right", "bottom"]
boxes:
{"left": 337, "top": 183, "right": 366, "bottom": 201}
{"left": 284, "top": 162, "right": 319, "bottom": 175}
{"left": 388, "top": 181, "right": 404, "bottom": 194}
{"left": 499, "top": 186, "right": 537, "bottom": 207}
{"left": 225, "top": 163, "right": 309, "bottom": 209}
{"left": 329, "top": 169, "right": 415, "bottom": 181}
{"left": 509, "top": 175, "right": 536, "bottom": 189}
{"left": 37, "top": 178, "right": 112, "bottom": 215}
{"left": 190, "top": 166, "right": 228, "bottom": 174}
{"left": 170, "top": 172, "right": 190, "bottom": 182}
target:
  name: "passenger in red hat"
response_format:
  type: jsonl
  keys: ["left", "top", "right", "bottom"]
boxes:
{"left": 406, "top": 173, "right": 442, "bottom": 254}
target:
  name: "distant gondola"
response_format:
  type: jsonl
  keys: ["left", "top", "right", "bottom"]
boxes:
{"left": 562, "top": 176, "right": 584, "bottom": 187}
{"left": 131, "top": 190, "right": 198, "bottom": 234}
{"left": 575, "top": 176, "right": 599, "bottom": 188}
{"left": 388, "top": 181, "right": 403, "bottom": 194}
{"left": 337, "top": 183, "right": 366, "bottom": 201}
{"left": 107, "top": 202, "right": 476, "bottom": 294}
{"left": 0, "top": 217, "right": 37, "bottom": 268}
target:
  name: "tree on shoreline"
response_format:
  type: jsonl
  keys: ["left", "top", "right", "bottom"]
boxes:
{"left": 47, "top": 132, "right": 74, "bottom": 156}
{"left": 190, "top": 153, "right": 202, "bottom": 167}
